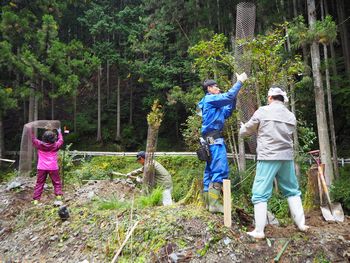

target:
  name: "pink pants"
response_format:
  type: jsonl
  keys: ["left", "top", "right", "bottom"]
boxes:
{"left": 33, "top": 169, "right": 63, "bottom": 200}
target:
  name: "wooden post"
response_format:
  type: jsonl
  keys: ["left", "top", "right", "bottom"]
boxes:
{"left": 223, "top": 179, "right": 232, "bottom": 227}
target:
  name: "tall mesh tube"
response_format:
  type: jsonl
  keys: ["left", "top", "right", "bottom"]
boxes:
{"left": 19, "top": 120, "right": 60, "bottom": 176}
{"left": 235, "top": 2, "right": 257, "bottom": 154}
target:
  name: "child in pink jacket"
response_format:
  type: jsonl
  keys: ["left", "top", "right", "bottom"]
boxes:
{"left": 31, "top": 128, "right": 64, "bottom": 203}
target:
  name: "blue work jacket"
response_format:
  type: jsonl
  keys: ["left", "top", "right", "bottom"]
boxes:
{"left": 198, "top": 81, "right": 243, "bottom": 135}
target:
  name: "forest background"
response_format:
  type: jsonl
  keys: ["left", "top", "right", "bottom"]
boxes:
{"left": 1, "top": 0, "right": 350, "bottom": 177}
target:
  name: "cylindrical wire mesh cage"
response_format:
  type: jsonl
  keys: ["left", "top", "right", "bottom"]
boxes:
{"left": 19, "top": 120, "right": 61, "bottom": 176}
{"left": 235, "top": 2, "right": 257, "bottom": 154}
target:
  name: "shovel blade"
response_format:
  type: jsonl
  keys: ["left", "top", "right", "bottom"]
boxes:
{"left": 331, "top": 202, "right": 344, "bottom": 222}
{"left": 320, "top": 202, "right": 345, "bottom": 222}
{"left": 320, "top": 205, "right": 335, "bottom": 222}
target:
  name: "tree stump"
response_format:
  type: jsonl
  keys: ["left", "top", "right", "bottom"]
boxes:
{"left": 304, "top": 164, "right": 320, "bottom": 212}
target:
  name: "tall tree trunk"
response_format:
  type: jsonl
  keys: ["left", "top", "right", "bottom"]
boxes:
{"left": 28, "top": 89, "right": 35, "bottom": 123}
{"left": 23, "top": 99, "right": 27, "bottom": 124}
{"left": 40, "top": 79, "right": 44, "bottom": 116}
{"left": 115, "top": 75, "right": 121, "bottom": 141}
{"left": 216, "top": 0, "right": 220, "bottom": 32}
{"left": 207, "top": 1, "right": 212, "bottom": 27}
{"left": 307, "top": 0, "right": 334, "bottom": 185}
{"left": 196, "top": 0, "right": 201, "bottom": 27}
{"left": 106, "top": 60, "right": 110, "bottom": 105}
{"left": 0, "top": 115, "right": 4, "bottom": 158}
{"left": 128, "top": 80, "right": 133, "bottom": 125}
{"left": 286, "top": 6, "right": 301, "bottom": 179}
{"left": 321, "top": 0, "right": 340, "bottom": 179}
{"left": 292, "top": 0, "right": 298, "bottom": 17}
{"left": 290, "top": 85, "right": 301, "bottom": 179}
{"left": 97, "top": 66, "right": 102, "bottom": 142}
{"left": 51, "top": 83, "right": 54, "bottom": 120}
{"left": 34, "top": 93, "right": 38, "bottom": 122}
{"left": 73, "top": 93, "right": 77, "bottom": 133}
{"left": 323, "top": 43, "right": 340, "bottom": 179}
{"left": 336, "top": 0, "right": 350, "bottom": 78}
{"left": 237, "top": 130, "right": 246, "bottom": 172}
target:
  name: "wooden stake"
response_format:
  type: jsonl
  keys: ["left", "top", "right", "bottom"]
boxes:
{"left": 111, "top": 220, "right": 139, "bottom": 263}
{"left": 223, "top": 179, "right": 232, "bottom": 227}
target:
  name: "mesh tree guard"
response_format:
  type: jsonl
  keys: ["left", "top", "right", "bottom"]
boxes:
{"left": 19, "top": 120, "right": 60, "bottom": 176}
{"left": 235, "top": 2, "right": 257, "bottom": 154}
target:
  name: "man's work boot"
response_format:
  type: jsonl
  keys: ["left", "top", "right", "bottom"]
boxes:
{"left": 247, "top": 202, "right": 267, "bottom": 239}
{"left": 287, "top": 196, "right": 309, "bottom": 232}
{"left": 208, "top": 183, "right": 224, "bottom": 213}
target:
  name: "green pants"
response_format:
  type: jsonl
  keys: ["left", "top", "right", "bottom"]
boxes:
{"left": 252, "top": 160, "right": 301, "bottom": 204}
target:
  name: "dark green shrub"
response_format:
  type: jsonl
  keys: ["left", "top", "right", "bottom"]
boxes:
{"left": 331, "top": 167, "right": 350, "bottom": 213}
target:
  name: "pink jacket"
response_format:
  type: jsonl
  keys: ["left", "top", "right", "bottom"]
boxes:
{"left": 32, "top": 132, "right": 64, "bottom": 170}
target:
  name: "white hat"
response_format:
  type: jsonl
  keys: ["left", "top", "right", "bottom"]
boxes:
{"left": 268, "top": 86, "right": 289, "bottom": 103}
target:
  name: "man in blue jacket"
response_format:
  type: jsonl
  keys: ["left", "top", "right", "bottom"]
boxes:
{"left": 198, "top": 73, "right": 247, "bottom": 213}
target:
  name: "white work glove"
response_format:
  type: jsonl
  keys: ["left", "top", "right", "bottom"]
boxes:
{"left": 57, "top": 128, "right": 62, "bottom": 134}
{"left": 236, "top": 72, "right": 248, "bottom": 83}
{"left": 136, "top": 177, "right": 143, "bottom": 183}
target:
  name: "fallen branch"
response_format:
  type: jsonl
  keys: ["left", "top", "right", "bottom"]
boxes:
{"left": 111, "top": 220, "right": 139, "bottom": 263}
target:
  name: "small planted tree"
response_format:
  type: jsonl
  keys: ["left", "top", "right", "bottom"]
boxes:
{"left": 143, "top": 100, "right": 163, "bottom": 193}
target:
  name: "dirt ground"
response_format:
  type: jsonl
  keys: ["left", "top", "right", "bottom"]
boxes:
{"left": 0, "top": 177, "right": 349, "bottom": 262}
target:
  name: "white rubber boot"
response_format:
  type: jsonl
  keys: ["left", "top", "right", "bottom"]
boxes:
{"left": 247, "top": 202, "right": 267, "bottom": 239}
{"left": 287, "top": 196, "right": 309, "bottom": 232}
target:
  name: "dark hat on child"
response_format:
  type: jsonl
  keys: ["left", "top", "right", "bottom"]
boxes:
{"left": 42, "top": 130, "right": 57, "bottom": 144}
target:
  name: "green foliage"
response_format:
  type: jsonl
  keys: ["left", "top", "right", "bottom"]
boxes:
{"left": 288, "top": 15, "right": 337, "bottom": 48}
{"left": 147, "top": 100, "right": 163, "bottom": 127}
{"left": 243, "top": 25, "right": 304, "bottom": 94}
{"left": 0, "top": 85, "right": 17, "bottom": 117}
{"left": 331, "top": 167, "right": 350, "bottom": 213}
{"left": 181, "top": 113, "right": 202, "bottom": 150}
{"left": 315, "top": 16, "right": 337, "bottom": 44}
{"left": 64, "top": 155, "right": 205, "bottom": 202}
{"left": 136, "top": 187, "right": 163, "bottom": 208}
{"left": 96, "top": 196, "right": 130, "bottom": 210}
{"left": 157, "top": 156, "right": 204, "bottom": 201}
{"left": 268, "top": 194, "right": 290, "bottom": 224}
{"left": 231, "top": 161, "right": 256, "bottom": 210}
{"left": 297, "top": 120, "right": 317, "bottom": 153}
{"left": 167, "top": 85, "right": 203, "bottom": 112}
{"left": 189, "top": 33, "right": 234, "bottom": 84}
{"left": 189, "top": 33, "right": 235, "bottom": 80}
{"left": 0, "top": 166, "right": 17, "bottom": 183}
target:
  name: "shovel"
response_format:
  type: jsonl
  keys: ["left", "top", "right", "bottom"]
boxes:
{"left": 110, "top": 171, "right": 142, "bottom": 183}
{"left": 309, "top": 150, "right": 344, "bottom": 222}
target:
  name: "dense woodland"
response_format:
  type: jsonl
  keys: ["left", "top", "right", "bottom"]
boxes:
{"left": 1, "top": 0, "right": 350, "bottom": 178}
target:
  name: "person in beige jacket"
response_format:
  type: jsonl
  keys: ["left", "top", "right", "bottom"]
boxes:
{"left": 239, "top": 86, "right": 309, "bottom": 239}
{"left": 127, "top": 151, "right": 173, "bottom": 206}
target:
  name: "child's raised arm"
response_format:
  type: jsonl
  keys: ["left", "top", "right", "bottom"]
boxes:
{"left": 30, "top": 128, "right": 41, "bottom": 147}
{"left": 56, "top": 128, "right": 64, "bottom": 148}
